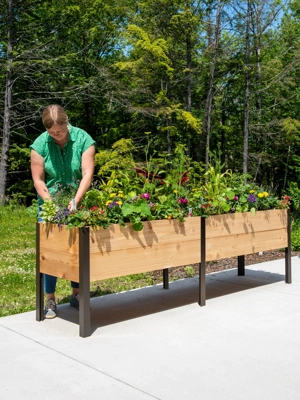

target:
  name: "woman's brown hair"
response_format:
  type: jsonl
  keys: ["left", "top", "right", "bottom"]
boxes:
{"left": 42, "top": 105, "right": 68, "bottom": 129}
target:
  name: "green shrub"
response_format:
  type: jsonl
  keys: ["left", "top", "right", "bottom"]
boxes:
{"left": 292, "top": 219, "right": 300, "bottom": 251}
{"left": 286, "top": 182, "right": 300, "bottom": 220}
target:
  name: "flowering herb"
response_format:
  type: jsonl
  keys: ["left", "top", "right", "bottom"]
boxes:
{"left": 247, "top": 194, "right": 256, "bottom": 203}
{"left": 178, "top": 197, "right": 188, "bottom": 204}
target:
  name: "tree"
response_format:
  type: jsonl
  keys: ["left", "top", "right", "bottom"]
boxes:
{"left": 0, "top": 0, "right": 13, "bottom": 205}
{"left": 201, "top": 0, "right": 222, "bottom": 169}
{"left": 243, "top": 0, "right": 251, "bottom": 174}
{"left": 0, "top": 0, "right": 136, "bottom": 204}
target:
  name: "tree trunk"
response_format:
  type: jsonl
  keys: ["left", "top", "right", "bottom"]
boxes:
{"left": 165, "top": 77, "right": 172, "bottom": 156}
{"left": 202, "top": 0, "right": 221, "bottom": 169}
{"left": 167, "top": 121, "right": 172, "bottom": 156}
{"left": 186, "top": 31, "right": 192, "bottom": 157}
{"left": 243, "top": 0, "right": 251, "bottom": 174}
{"left": 283, "top": 145, "right": 291, "bottom": 190}
{"left": 0, "top": 0, "right": 13, "bottom": 206}
{"left": 220, "top": 100, "right": 226, "bottom": 170}
{"left": 255, "top": 10, "right": 262, "bottom": 120}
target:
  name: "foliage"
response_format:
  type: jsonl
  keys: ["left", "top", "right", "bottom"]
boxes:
{"left": 39, "top": 181, "right": 80, "bottom": 223}
{"left": 184, "top": 265, "right": 194, "bottom": 278}
{"left": 291, "top": 219, "right": 300, "bottom": 251}
{"left": 3, "top": 0, "right": 300, "bottom": 207}
{"left": 95, "top": 138, "right": 136, "bottom": 178}
{"left": 40, "top": 145, "right": 290, "bottom": 231}
{"left": 286, "top": 182, "right": 300, "bottom": 219}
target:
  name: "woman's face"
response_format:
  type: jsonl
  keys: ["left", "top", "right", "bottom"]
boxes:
{"left": 47, "top": 123, "right": 69, "bottom": 144}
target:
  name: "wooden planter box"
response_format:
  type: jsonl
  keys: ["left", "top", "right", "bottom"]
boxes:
{"left": 36, "top": 209, "right": 291, "bottom": 337}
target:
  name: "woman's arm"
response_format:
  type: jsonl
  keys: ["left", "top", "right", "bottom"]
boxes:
{"left": 71, "top": 145, "right": 95, "bottom": 209}
{"left": 30, "top": 150, "right": 51, "bottom": 201}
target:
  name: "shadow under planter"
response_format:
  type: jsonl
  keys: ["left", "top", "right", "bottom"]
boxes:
{"left": 36, "top": 209, "right": 291, "bottom": 337}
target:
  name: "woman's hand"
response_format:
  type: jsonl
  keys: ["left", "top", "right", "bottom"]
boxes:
{"left": 30, "top": 150, "right": 51, "bottom": 201}
{"left": 73, "top": 145, "right": 95, "bottom": 205}
{"left": 68, "top": 198, "right": 77, "bottom": 211}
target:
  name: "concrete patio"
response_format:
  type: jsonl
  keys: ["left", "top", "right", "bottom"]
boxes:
{"left": 1, "top": 256, "right": 300, "bottom": 400}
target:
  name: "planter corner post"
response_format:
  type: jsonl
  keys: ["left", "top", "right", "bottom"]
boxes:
{"left": 79, "top": 227, "right": 91, "bottom": 338}
{"left": 36, "top": 222, "right": 44, "bottom": 321}
{"left": 199, "top": 217, "right": 206, "bottom": 306}
{"left": 285, "top": 209, "right": 292, "bottom": 284}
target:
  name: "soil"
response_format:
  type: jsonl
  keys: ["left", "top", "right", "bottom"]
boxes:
{"left": 150, "top": 250, "right": 300, "bottom": 281}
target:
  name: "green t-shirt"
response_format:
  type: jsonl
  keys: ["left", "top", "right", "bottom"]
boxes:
{"left": 30, "top": 124, "right": 96, "bottom": 203}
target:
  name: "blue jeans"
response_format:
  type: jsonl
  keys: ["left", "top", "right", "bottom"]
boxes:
{"left": 38, "top": 206, "right": 79, "bottom": 294}
{"left": 45, "top": 274, "right": 79, "bottom": 294}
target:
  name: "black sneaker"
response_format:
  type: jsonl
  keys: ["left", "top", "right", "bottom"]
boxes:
{"left": 44, "top": 298, "right": 57, "bottom": 319}
{"left": 70, "top": 294, "right": 79, "bottom": 310}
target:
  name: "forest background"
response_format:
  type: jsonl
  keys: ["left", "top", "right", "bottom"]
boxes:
{"left": 3, "top": 0, "right": 300, "bottom": 317}
{"left": 1, "top": 0, "right": 300, "bottom": 206}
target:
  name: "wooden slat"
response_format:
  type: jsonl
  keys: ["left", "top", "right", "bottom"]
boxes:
{"left": 40, "top": 258, "right": 79, "bottom": 281}
{"left": 39, "top": 223, "right": 78, "bottom": 252}
{"left": 89, "top": 240, "right": 200, "bottom": 281}
{"left": 89, "top": 217, "right": 200, "bottom": 253}
{"left": 206, "top": 209, "right": 287, "bottom": 239}
{"left": 39, "top": 224, "right": 79, "bottom": 281}
{"left": 206, "top": 228, "right": 288, "bottom": 261}
{"left": 39, "top": 219, "right": 201, "bottom": 281}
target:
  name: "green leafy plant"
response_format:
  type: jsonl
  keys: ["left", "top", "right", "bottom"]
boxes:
{"left": 39, "top": 199, "right": 60, "bottom": 223}
{"left": 184, "top": 265, "right": 194, "bottom": 278}
{"left": 51, "top": 181, "right": 80, "bottom": 207}
{"left": 286, "top": 182, "right": 300, "bottom": 219}
{"left": 39, "top": 143, "right": 291, "bottom": 231}
{"left": 292, "top": 219, "right": 300, "bottom": 251}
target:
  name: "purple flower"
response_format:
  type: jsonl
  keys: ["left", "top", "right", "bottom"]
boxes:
{"left": 233, "top": 196, "right": 239, "bottom": 201}
{"left": 63, "top": 208, "right": 70, "bottom": 217}
{"left": 108, "top": 201, "right": 120, "bottom": 208}
{"left": 178, "top": 197, "right": 188, "bottom": 204}
{"left": 141, "top": 193, "right": 150, "bottom": 200}
{"left": 247, "top": 194, "right": 256, "bottom": 203}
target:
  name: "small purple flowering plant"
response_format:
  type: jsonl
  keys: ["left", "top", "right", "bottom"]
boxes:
{"left": 39, "top": 181, "right": 79, "bottom": 226}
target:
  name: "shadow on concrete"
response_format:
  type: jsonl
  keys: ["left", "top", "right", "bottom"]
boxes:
{"left": 56, "top": 268, "right": 285, "bottom": 334}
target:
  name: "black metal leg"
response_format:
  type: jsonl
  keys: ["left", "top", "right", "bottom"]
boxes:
{"left": 79, "top": 227, "right": 91, "bottom": 338}
{"left": 36, "top": 223, "right": 44, "bottom": 321}
{"left": 199, "top": 217, "right": 206, "bottom": 306}
{"left": 36, "top": 273, "right": 44, "bottom": 321}
{"left": 285, "top": 209, "right": 292, "bottom": 284}
{"left": 238, "top": 255, "right": 245, "bottom": 276}
{"left": 163, "top": 268, "right": 169, "bottom": 289}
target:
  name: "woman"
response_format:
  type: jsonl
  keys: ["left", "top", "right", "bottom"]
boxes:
{"left": 30, "top": 105, "right": 96, "bottom": 319}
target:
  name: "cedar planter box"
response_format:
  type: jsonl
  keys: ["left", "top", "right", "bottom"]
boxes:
{"left": 36, "top": 209, "right": 291, "bottom": 337}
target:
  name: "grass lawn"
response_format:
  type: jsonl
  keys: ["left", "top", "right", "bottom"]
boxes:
{"left": 0, "top": 205, "right": 165, "bottom": 317}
